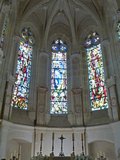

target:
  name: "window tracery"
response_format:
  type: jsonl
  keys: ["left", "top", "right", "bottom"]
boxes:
{"left": 85, "top": 32, "right": 108, "bottom": 111}
{"left": 11, "top": 27, "right": 34, "bottom": 110}
{"left": 50, "top": 39, "right": 68, "bottom": 114}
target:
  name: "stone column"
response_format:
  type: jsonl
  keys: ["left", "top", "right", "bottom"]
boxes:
{"left": 106, "top": 76, "right": 119, "bottom": 121}
{"left": 0, "top": 0, "right": 11, "bottom": 70}
{"left": 70, "top": 53, "right": 81, "bottom": 88}
{"left": 36, "top": 87, "right": 48, "bottom": 125}
{"left": 36, "top": 51, "right": 50, "bottom": 124}
{"left": 3, "top": 74, "right": 15, "bottom": 120}
{"left": 0, "top": 0, "right": 12, "bottom": 105}
{"left": 0, "top": 121, "right": 9, "bottom": 159}
{"left": 101, "top": 39, "right": 115, "bottom": 78}
{"left": 71, "top": 88, "right": 83, "bottom": 125}
{"left": 68, "top": 53, "right": 81, "bottom": 125}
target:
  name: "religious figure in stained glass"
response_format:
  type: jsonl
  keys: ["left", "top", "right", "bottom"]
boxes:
{"left": 11, "top": 27, "right": 33, "bottom": 110}
{"left": 116, "top": 21, "right": 120, "bottom": 40}
{"left": 50, "top": 39, "right": 68, "bottom": 114}
{"left": 84, "top": 32, "right": 108, "bottom": 111}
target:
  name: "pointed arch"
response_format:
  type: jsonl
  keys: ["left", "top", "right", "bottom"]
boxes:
{"left": 84, "top": 32, "right": 108, "bottom": 111}
{"left": 11, "top": 27, "right": 34, "bottom": 110}
{"left": 50, "top": 39, "right": 68, "bottom": 114}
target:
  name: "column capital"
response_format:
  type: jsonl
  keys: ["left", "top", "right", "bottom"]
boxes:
{"left": 106, "top": 76, "right": 116, "bottom": 88}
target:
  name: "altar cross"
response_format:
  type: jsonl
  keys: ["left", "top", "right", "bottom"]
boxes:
{"left": 59, "top": 135, "right": 66, "bottom": 157}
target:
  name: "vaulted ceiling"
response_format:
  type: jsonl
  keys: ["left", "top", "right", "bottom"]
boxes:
{"left": 14, "top": 0, "right": 117, "bottom": 50}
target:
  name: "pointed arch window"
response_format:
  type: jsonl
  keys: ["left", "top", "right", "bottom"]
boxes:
{"left": 84, "top": 32, "right": 108, "bottom": 111}
{"left": 116, "top": 21, "right": 120, "bottom": 40}
{"left": 11, "top": 27, "right": 34, "bottom": 110}
{"left": 50, "top": 39, "right": 68, "bottom": 114}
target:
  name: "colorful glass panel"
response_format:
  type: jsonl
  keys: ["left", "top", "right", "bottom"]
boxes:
{"left": 85, "top": 32, "right": 108, "bottom": 111}
{"left": 11, "top": 28, "right": 33, "bottom": 110}
{"left": 116, "top": 21, "right": 120, "bottom": 40}
{"left": 50, "top": 39, "right": 67, "bottom": 114}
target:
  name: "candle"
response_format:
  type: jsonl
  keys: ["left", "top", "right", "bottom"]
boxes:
{"left": 41, "top": 133, "right": 43, "bottom": 141}
{"left": 72, "top": 133, "right": 74, "bottom": 141}
{"left": 81, "top": 133, "right": 83, "bottom": 141}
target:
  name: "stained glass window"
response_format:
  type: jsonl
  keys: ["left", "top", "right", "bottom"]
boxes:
{"left": 116, "top": 21, "right": 120, "bottom": 40}
{"left": 50, "top": 39, "right": 68, "bottom": 114}
{"left": 11, "top": 27, "right": 33, "bottom": 110}
{"left": 85, "top": 32, "right": 108, "bottom": 111}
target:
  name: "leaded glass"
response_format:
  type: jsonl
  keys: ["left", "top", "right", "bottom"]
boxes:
{"left": 11, "top": 27, "right": 33, "bottom": 110}
{"left": 116, "top": 21, "right": 120, "bottom": 40}
{"left": 50, "top": 39, "right": 67, "bottom": 114}
{"left": 85, "top": 32, "right": 108, "bottom": 111}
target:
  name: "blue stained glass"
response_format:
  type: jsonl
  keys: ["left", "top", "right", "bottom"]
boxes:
{"left": 11, "top": 28, "right": 33, "bottom": 110}
{"left": 85, "top": 32, "right": 108, "bottom": 111}
{"left": 50, "top": 39, "right": 67, "bottom": 114}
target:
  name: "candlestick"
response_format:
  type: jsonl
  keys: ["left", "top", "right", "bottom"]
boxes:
{"left": 81, "top": 133, "right": 83, "bottom": 141}
{"left": 52, "top": 132, "right": 54, "bottom": 141}
{"left": 52, "top": 132, "right": 54, "bottom": 153}
{"left": 72, "top": 133, "right": 75, "bottom": 155}
{"left": 41, "top": 133, "right": 43, "bottom": 141}
{"left": 72, "top": 133, "right": 74, "bottom": 141}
